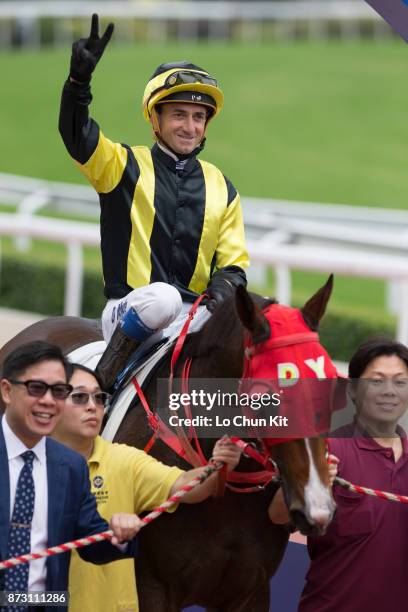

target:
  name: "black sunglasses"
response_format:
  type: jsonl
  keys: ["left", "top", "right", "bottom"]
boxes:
{"left": 69, "top": 391, "right": 111, "bottom": 407}
{"left": 8, "top": 379, "right": 73, "bottom": 400}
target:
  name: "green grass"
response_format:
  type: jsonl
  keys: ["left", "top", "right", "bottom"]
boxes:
{"left": 0, "top": 237, "right": 102, "bottom": 272}
{"left": 1, "top": 40, "right": 407, "bottom": 206}
{"left": 251, "top": 269, "right": 392, "bottom": 323}
{"left": 0, "top": 40, "right": 405, "bottom": 330}
{"left": 0, "top": 233, "right": 393, "bottom": 331}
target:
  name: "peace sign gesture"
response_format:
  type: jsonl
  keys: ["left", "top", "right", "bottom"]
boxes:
{"left": 70, "top": 14, "right": 114, "bottom": 83}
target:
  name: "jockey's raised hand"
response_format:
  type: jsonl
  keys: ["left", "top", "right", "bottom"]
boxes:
{"left": 70, "top": 13, "right": 114, "bottom": 83}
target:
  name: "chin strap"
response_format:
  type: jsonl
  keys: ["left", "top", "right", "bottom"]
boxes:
{"left": 150, "top": 107, "right": 161, "bottom": 140}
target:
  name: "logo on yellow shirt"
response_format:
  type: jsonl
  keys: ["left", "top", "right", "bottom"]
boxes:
{"left": 92, "top": 474, "right": 109, "bottom": 505}
{"left": 93, "top": 475, "right": 104, "bottom": 488}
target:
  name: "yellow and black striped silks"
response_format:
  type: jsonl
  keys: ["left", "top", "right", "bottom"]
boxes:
{"left": 59, "top": 81, "right": 249, "bottom": 301}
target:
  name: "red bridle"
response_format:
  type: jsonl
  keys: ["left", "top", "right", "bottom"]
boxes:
{"left": 131, "top": 297, "right": 275, "bottom": 491}
{"left": 133, "top": 296, "right": 338, "bottom": 493}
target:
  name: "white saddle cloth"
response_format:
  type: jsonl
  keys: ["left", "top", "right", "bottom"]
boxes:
{"left": 67, "top": 305, "right": 210, "bottom": 441}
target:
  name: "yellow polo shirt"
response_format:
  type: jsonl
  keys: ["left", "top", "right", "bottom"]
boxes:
{"left": 67, "top": 436, "right": 183, "bottom": 612}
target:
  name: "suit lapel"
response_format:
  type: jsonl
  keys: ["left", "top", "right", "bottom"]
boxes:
{"left": 46, "top": 439, "right": 68, "bottom": 547}
{"left": 0, "top": 417, "right": 10, "bottom": 560}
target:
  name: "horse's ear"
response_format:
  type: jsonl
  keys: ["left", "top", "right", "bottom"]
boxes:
{"left": 301, "top": 274, "right": 333, "bottom": 330}
{"left": 235, "top": 286, "right": 270, "bottom": 343}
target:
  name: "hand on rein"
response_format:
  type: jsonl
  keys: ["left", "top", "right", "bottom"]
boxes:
{"left": 210, "top": 435, "right": 243, "bottom": 472}
{"left": 327, "top": 453, "right": 339, "bottom": 486}
{"left": 109, "top": 512, "right": 144, "bottom": 546}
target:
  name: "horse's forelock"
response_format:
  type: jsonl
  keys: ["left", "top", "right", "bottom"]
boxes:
{"left": 251, "top": 294, "right": 276, "bottom": 310}
{"left": 183, "top": 294, "right": 241, "bottom": 359}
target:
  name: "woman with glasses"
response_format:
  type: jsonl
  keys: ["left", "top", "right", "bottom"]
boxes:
{"left": 59, "top": 14, "right": 249, "bottom": 391}
{"left": 52, "top": 363, "right": 242, "bottom": 612}
{"left": 52, "top": 364, "right": 111, "bottom": 461}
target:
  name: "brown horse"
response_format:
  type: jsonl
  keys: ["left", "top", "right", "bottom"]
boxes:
{"left": 0, "top": 280, "right": 336, "bottom": 612}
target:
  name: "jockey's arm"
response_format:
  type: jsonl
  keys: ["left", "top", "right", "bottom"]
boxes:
{"left": 59, "top": 15, "right": 128, "bottom": 195}
{"left": 268, "top": 454, "right": 339, "bottom": 524}
{"left": 59, "top": 76, "right": 129, "bottom": 195}
{"left": 59, "top": 76, "right": 96, "bottom": 162}
{"left": 204, "top": 188, "right": 249, "bottom": 310}
{"left": 170, "top": 436, "right": 242, "bottom": 503}
{"left": 209, "top": 189, "right": 249, "bottom": 290}
{"left": 59, "top": 14, "right": 112, "bottom": 165}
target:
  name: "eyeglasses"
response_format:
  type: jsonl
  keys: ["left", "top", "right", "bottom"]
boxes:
{"left": 164, "top": 71, "right": 218, "bottom": 88}
{"left": 8, "top": 379, "right": 73, "bottom": 400}
{"left": 69, "top": 391, "right": 111, "bottom": 407}
{"left": 365, "top": 378, "right": 408, "bottom": 389}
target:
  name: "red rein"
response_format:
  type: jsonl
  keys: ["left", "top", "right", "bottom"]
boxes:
{"left": 133, "top": 296, "right": 275, "bottom": 493}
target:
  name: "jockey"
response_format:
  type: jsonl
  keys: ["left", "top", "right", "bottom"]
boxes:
{"left": 59, "top": 14, "right": 249, "bottom": 390}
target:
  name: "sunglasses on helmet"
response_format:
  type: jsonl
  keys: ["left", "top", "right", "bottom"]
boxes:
{"left": 8, "top": 379, "right": 73, "bottom": 400}
{"left": 69, "top": 391, "right": 111, "bottom": 407}
{"left": 164, "top": 70, "right": 218, "bottom": 89}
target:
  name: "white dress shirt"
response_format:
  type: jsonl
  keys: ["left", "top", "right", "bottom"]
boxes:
{"left": 2, "top": 416, "right": 48, "bottom": 591}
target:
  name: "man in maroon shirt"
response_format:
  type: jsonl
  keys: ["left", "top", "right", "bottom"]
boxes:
{"left": 299, "top": 338, "right": 408, "bottom": 612}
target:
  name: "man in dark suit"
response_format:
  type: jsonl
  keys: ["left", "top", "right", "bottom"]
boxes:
{"left": 0, "top": 341, "right": 141, "bottom": 611}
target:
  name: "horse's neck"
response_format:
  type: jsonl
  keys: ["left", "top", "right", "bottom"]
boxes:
{"left": 183, "top": 309, "right": 245, "bottom": 378}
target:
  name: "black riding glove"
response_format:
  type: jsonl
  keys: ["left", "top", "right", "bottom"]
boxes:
{"left": 205, "top": 273, "right": 236, "bottom": 312}
{"left": 70, "top": 14, "right": 114, "bottom": 83}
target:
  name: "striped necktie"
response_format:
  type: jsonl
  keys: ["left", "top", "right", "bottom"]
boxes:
{"left": 4, "top": 450, "right": 35, "bottom": 611}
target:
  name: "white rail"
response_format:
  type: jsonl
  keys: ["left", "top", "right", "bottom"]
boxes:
{"left": 2, "top": 171, "right": 408, "bottom": 317}
{"left": 0, "top": 214, "right": 99, "bottom": 318}
{"left": 4, "top": 171, "right": 408, "bottom": 238}
{"left": 0, "top": 1, "right": 377, "bottom": 21}
{"left": 0, "top": 1, "right": 385, "bottom": 47}
{"left": 0, "top": 213, "right": 407, "bottom": 344}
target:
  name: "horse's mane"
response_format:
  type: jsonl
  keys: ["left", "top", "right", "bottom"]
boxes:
{"left": 182, "top": 293, "right": 276, "bottom": 360}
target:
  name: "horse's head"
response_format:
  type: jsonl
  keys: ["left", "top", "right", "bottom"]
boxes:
{"left": 235, "top": 275, "right": 337, "bottom": 535}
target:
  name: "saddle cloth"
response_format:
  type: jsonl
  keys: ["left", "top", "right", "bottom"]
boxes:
{"left": 67, "top": 305, "right": 211, "bottom": 441}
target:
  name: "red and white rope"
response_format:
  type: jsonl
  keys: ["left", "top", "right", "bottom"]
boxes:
{"left": 3, "top": 447, "right": 407, "bottom": 572}
{"left": 335, "top": 476, "right": 408, "bottom": 504}
{"left": 0, "top": 462, "right": 223, "bottom": 571}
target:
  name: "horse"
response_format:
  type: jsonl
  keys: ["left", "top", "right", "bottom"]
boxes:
{"left": 0, "top": 278, "right": 337, "bottom": 612}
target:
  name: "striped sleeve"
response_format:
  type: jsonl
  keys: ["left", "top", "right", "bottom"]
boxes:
{"left": 59, "top": 79, "right": 98, "bottom": 164}
{"left": 59, "top": 79, "right": 128, "bottom": 194}
{"left": 76, "top": 132, "right": 129, "bottom": 194}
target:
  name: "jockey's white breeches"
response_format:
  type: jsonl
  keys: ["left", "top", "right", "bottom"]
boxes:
{"left": 101, "top": 282, "right": 182, "bottom": 342}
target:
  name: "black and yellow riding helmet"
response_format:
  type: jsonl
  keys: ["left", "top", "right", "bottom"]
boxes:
{"left": 142, "top": 61, "right": 224, "bottom": 140}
